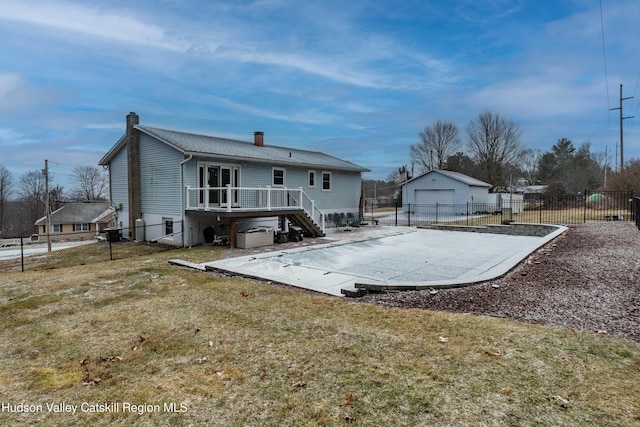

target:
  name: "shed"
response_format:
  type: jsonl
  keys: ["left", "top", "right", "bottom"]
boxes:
{"left": 401, "top": 170, "right": 491, "bottom": 213}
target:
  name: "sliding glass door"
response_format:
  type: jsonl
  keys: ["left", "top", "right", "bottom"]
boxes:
{"left": 198, "top": 163, "right": 240, "bottom": 208}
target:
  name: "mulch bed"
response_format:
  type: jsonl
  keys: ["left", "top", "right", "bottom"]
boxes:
{"left": 357, "top": 222, "right": 640, "bottom": 343}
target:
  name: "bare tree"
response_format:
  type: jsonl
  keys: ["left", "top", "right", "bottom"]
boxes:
{"left": 18, "top": 170, "right": 47, "bottom": 235}
{"left": 0, "top": 165, "right": 13, "bottom": 235}
{"left": 72, "top": 165, "right": 108, "bottom": 201}
{"left": 410, "top": 121, "right": 461, "bottom": 172}
{"left": 466, "top": 111, "right": 522, "bottom": 189}
{"left": 518, "top": 148, "right": 541, "bottom": 185}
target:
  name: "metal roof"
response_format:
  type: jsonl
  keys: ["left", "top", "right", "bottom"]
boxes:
{"left": 100, "top": 125, "right": 370, "bottom": 172}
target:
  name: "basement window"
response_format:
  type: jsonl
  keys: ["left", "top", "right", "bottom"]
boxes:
{"left": 164, "top": 218, "right": 174, "bottom": 235}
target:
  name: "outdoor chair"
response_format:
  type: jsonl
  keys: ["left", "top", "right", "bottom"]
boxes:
{"left": 347, "top": 212, "right": 361, "bottom": 230}
{"left": 333, "top": 213, "right": 351, "bottom": 231}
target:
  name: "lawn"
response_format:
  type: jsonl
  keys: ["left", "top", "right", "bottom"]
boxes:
{"left": 0, "top": 245, "right": 639, "bottom": 426}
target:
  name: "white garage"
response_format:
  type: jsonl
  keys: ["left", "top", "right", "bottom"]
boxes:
{"left": 401, "top": 170, "right": 491, "bottom": 214}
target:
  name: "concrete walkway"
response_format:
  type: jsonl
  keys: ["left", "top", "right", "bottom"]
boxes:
{"left": 171, "top": 225, "right": 566, "bottom": 297}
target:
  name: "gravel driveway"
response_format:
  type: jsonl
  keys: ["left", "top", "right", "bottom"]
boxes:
{"left": 358, "top": 222, "right": 640, "bottom": 343}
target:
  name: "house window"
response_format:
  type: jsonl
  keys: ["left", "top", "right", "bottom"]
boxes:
{"left": 51, "top": 224, "right": 62, "bottom": 233}
{"left": 322, "top": 172, "right": 332, "bottom": 191}
{"left": 74, "top": 223, "right": 90, "bottom": 232}
{"left": 273, "top": 168, "right": 285, "bottom": 186}
{"left": 308, "top": 171, "right": 316, "bottom": 188}
{"left": 163, "top": 218, "right": 174, "bottom": 235}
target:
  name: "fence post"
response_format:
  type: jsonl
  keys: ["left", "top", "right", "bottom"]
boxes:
{"left": 395, "top": 203, "right": 399, "bottom": 226}
{"left": 109, "top": 240, "right": 113, "bottom": 261}
{"left": 408, "top": 203, "right": 411, "bottom": 227}
{"left": 435, "top": 203, "right": 439, "bottom": 224}
{"left": 539, "top": 196, "right": 542, "bottom": 224}
{"left": 583, "top": 189, "right": 587, "bottom": 223}
{"left": 20, "top": 236, "right": 25, "bottom": 272}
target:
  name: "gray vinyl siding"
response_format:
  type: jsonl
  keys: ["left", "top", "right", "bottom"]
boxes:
{"left": 231, "top": 163, "right": 362, "bottom": 213}
{"left": 183, "top": 159, "right": 361, "bottom": 212}
{"left": 238, "top": 162, "right": 360, "bottom": 211}
{"left": 140, "top": 133, "right": 183, "bottom": 216}
{"left": 110, "top": 148, "right": 128, "bottom": 211}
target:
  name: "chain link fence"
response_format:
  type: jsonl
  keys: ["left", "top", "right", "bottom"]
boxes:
{"left": 0, "top": 222, "right": 179, "bottom": 273}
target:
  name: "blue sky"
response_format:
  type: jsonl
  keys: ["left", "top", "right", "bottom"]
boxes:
{"left": 1, "top": 0, "right": 639, "bottom": 191}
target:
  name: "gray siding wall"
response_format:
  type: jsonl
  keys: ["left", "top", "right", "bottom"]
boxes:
{"left": 140, "top": 134, "right": 183, "bottom": 217}
{"left": 184, "top": 159, "right": 361, "bottom": 212}
{"left": 110, "top": 147, "right": 129, "bottom": 213}
{"left": 468, "top": 186, "right": 489, "bottom": 204}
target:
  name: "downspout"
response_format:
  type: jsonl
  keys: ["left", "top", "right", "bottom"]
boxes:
{"left": 103, "top": 164, "right": 118, "bottom": 228}
{"left": 179, "top": 154, "right": 193, "bottom": 247}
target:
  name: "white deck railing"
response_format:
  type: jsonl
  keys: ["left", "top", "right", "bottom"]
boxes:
{"left": 185, "top": 186, "right": 325, "bottom": 232}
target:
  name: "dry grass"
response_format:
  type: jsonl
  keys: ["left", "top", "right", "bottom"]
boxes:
{"left": 0, "top": 245, "right": 639, "bottom": 426}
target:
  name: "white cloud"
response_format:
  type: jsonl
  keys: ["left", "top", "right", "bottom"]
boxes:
{"left": 0, "top": 72, "right": 22, "bottom": 97}
{"left": 207, "top": 95, "right": 338, "bottom": 125}
{"left": 0, "top": 0, "right": 187, "bottom": 51}
{"left": 0, "top": 127, "right": 26, "bottom": 143}
{"left": 84, "top": 122, "right": 123, "bottom": 131}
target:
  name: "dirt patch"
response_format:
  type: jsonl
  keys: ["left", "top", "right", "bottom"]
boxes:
{"left": 356, "top": 222, "right": 640, "bottom": 342}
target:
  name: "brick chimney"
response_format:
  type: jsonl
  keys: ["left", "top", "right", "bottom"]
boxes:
{"left": 254, "top": 131, "right": 264, "bottom": 147}
{"left": 126, "top": 112, "right": 141, "bottom": 240}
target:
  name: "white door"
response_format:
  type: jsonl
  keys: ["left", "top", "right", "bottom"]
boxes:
{"left": 198, "top": 163, "right": 240, "bottom": 208}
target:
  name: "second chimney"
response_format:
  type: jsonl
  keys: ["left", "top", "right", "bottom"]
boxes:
{"left": 254, "top": 131, "right": 264, "bottom": 147}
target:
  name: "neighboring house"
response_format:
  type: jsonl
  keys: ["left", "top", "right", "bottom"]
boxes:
{"left": 98, "top": 112, "right": 370, "bottom": 247}
{"left": 511, "top": 184, "right": 548, "bottom": 202}
{"left": 34, "top": 202, "right": 115, "bottom": 239}
{"left": 401, "top": 170, "right": 491, "bottom": 214}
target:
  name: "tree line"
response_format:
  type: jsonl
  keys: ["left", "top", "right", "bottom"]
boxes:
{"left": 364, "top": 110, "right": 639, "bottom": 203}
{"left": 0, "top": 165, "right": 107, "bottom": 238}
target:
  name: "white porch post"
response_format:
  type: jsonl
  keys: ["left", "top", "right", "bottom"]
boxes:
{"left": 267, "top": 186, "right": 272, "bottom": 211}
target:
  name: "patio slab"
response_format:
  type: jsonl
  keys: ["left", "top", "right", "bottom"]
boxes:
{"left": 172, "top": 225, "right": 566, "bottom": 297}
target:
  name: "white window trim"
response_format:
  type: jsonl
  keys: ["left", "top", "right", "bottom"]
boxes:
{"left": 308, "top": 170, "right": 316, "bottom": 188}
{"left": 75, "top": 223, "right": 90, "bottom": 231}
{"left": 163, "top": 217, "right": 174, "bottom": 235}
{"left": 272, "top": 167, "right": 286, "bottom": 187}
{"left": 321, "top": 171, "right": 332, "bottom": 191}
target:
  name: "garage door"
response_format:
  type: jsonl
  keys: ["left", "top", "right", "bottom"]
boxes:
{"left": 414, "top": 189, "right": 454, "bottom": 205}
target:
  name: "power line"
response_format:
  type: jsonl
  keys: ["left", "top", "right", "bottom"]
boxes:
{"left": 599, "top": 0, "right": 615, "bottom": 169}
{"left": 624, "top": 70, "right": 640, "bottom": 144}
{"left": 599, "top": 0, "right": 611, "bottom": 109}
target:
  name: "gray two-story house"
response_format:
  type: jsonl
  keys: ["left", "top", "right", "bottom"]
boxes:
{"left": 99, "top": 112, "right": 369, "bottom": 247}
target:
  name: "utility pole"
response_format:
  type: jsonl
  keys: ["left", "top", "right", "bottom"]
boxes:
{"left": 44, "top": 159, "right": 51, "bottom": 252}
{"left": 610, "top": 84, "right": 634, "bottom": 171}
